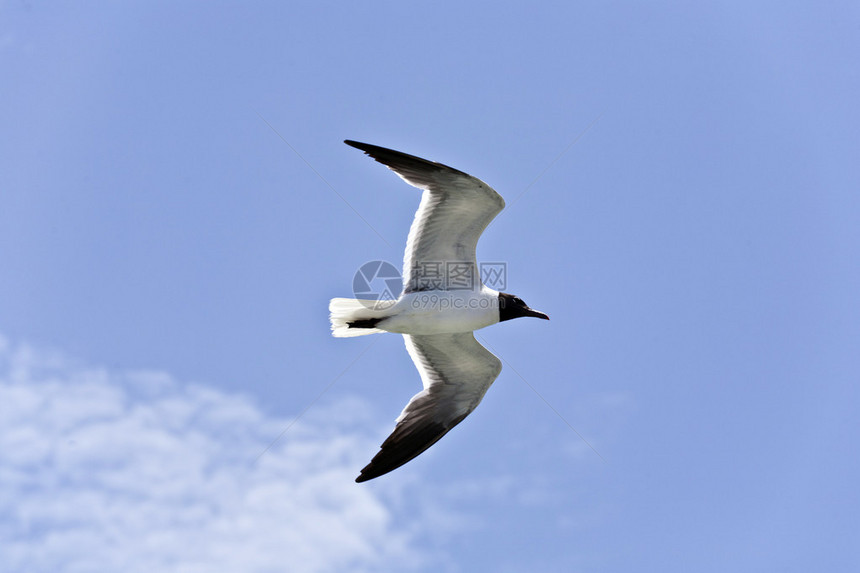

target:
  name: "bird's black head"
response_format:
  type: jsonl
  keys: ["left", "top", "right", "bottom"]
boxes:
{"left": 498, "top": 292, "right": 550, "bottom": 322}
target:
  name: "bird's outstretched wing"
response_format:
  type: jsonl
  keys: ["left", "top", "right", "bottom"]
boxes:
{"left": 345, "top": 140, "right": 505, "bottom": 293}
{"left": 355, "top": 332, "right": 502, "bottom": 482}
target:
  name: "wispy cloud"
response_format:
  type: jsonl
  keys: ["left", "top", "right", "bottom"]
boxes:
{"left": 0, "top": 334, "right": 427, "bottom": 573}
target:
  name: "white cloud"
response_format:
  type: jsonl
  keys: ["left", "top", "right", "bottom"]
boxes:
{"left": 0, "top": 334, "right": 428, "bottom": 573}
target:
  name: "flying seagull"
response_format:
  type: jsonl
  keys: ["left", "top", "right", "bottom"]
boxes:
{"left": 330, "top": 140, "right": 549, "bottom": 482}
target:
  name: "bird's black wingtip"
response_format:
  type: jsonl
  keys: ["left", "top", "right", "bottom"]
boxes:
{"left": 354, "top": 467, "right": 378, "bottom": 483}
{"left": 344, "top": 139, "right": 368, "bottom": 151}
{"left": 355, "top": 461, "right": 384, "bottom": 483}
{"left": 343, "top": 139, "right": 470, "bottom": 178}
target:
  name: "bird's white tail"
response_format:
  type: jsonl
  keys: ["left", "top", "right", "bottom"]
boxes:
{"left": 329, "top": 298, "right": 392, "bottom": 337}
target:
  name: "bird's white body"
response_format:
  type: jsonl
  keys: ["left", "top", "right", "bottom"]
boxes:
{"left": 375, "top": 287, "right": 501, "bottom": 335}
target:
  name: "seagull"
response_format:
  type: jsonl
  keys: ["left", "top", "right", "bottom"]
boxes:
{"left": 330, "top": 140, "right": 549, "bottom": 482}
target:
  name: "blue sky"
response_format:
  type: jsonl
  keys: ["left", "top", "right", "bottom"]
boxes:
{"left": 2, "top": 2, "right": 859, "bottom": 571}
